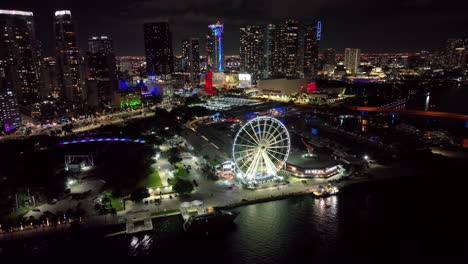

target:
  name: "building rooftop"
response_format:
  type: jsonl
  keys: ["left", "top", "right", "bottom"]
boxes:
{"left": 0, "top": 10, "right": 33, "bottom": 16}
{"left": 287, "top": 150, "right": 338, "bottom": 169}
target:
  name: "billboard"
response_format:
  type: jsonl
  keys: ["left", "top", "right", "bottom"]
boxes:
{"left": 212, "top": 72, "right": 226, "bottom": 87}
{"left": 239, "top": 73, "right": 252, "bottom": 88}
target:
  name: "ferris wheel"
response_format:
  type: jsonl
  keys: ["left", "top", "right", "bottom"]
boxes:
{"left": 232, "top": 116, "right": 291, "bottom": 182}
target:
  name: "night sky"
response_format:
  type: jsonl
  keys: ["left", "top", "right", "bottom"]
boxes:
{"left": 2, "top": 0, "right": 468, "bottom": 56}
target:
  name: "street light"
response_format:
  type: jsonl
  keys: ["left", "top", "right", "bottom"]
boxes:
{"left": 363, "top": 155, "right": 369, "bottom": 161}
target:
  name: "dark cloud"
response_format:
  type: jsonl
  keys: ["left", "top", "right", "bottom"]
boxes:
{"left": 2, "top": 0, "right": 468, "bottom": 55}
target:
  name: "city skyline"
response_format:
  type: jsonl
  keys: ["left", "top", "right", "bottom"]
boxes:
{"left": 2, "top": 0, "right": 468, "bottom": 55}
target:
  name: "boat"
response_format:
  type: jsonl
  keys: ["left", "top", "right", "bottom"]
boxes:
{"left": 183, "top": 208, "right": 239, "bottom": 232}
{"left": 312, "top": 184, "right": 339, "bottom": 198}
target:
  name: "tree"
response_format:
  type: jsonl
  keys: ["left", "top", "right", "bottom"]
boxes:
{"left": 167, "top": 147, "right": 182, "bottom": 164}
{"left": 172, "top": 179, "right": 193, "bottom": 196}
{"left": 130, "top": 188, "right": 150, "bottom": 202}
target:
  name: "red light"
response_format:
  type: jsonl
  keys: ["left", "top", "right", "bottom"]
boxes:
{"left": 306, "top": 82, "right": 316, "bottom": 93}
{"left": 204, "top": 71, "right": 215, "bottom": 95}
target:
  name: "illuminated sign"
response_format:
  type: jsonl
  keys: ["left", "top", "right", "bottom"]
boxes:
{"left": 55, "top": 10, "right": 71, "bottom": 16}
{"left": 316, "top": 20, "right": 321, "bottom": 41}
{"left": 239, "top": 74, "right": 251, "bottom": 81}
{"left": 0, "top": 10, "right": 33, "bottom": 16}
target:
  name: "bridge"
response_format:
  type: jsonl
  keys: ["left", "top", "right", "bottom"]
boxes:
{"left": 346, "top": 106, "right": 468, "bottom": 121}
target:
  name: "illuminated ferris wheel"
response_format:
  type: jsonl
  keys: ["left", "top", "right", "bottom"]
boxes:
{"left": 232, "top": 116, "right": 291, "bottom": 182}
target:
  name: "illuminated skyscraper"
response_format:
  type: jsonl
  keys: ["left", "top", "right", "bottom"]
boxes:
{"left": 0, "top": 60, "right": 21, "bottom": 131}
{"left": 240, "top": 25, "right": 264, "bottom": 82}
{"left": 0, "top": 9, "right": 41, "bottom": 104}
{"left": 303, "top": 20, "right": 321, "bottom": 80}
{"left": 445, "top": 38, "right": 467, "bottom": 68}
{"left": 182, "top": 38, "right": 200, "bottom": 87}
{"left": 54, "top": 10, "right": 83, "bottom": 103}
{"left": 266, "top": 23, "right": 287, "bottom": 78}
{"left": 324, "top": 48, "right": 336, "bottom": 66}
{"left": 144, "top": 22, "right": 174, "bottom": 77}
{"left": 207, "top": 21, "right": 224, "bottom": 72}
{"left": 86, "top": 36, "right": 117, "bottom": 108}
{"left": 41, "top": 57, "right": 60, "bottom": 97}
{"left": 344, "top": 48, "right": 361, "bottom": 74}
{"left": 285, "top": 19, "right": 299, "bottom": 77}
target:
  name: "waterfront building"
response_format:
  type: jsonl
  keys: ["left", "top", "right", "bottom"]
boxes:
{"left": 240, "top": 25, "right": 264, "bottom": 82}
{"left": 344, "top": 48, "right": 361, "bottom": 74}
{"left": 0, "top": 9, "right": 41, "bottom": 104}
{"left": 144, "top": 22, "right": 174, "bottom": 78}
{"left": 54, "top": 10, "right": 84, "bottom": 103}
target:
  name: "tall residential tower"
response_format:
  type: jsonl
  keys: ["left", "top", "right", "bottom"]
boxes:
{"left": 86, "top": 36, "right": 117, "bottom": 108}
{"left": 144, "top": 22, "right": 174, "bottom": 77}
{"left": 240, "top": 25, "right": 264, "bottom": 82}
{"left": 182, "top": 38, "right": 200, "bottom": 87}
{"left": 54, "top": 10, "right": 83, "bottom": 103}
{"left": 0, "top": 9, "right": 41, "bottom": 104}
{"left": 344, "top": 48, "right": 361, "bottom": 74}
{"left": 303, "top": 20, "right": 321, "bottom": 80}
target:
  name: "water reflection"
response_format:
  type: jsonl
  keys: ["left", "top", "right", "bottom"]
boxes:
{"left": 129, "top": 234, "right": 153, "bottom": 256}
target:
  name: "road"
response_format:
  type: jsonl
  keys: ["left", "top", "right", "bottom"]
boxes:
{"left": 346, "top": 106, "right": 468, "bottom": 120}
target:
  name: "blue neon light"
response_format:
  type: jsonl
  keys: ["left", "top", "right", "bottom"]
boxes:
{"left": 217, "top": 36, "right": 223, "bottom": 72}
{"left": 209, "top": 23, "right": 224, "bottom": 72}
{"left": 316, "top": 20, "right": 321, "bottom": 41}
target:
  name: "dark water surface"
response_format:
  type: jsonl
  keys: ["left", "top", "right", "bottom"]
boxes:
{"left": 2, "top": 173, "right": 467, "bottom": 264}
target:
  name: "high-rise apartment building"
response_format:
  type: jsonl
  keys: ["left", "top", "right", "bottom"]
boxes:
{"left": 285, "top": 19, "right": 299, "bottom": 77}
{"left": 86, "top": 36, "right": 117, "bottom": 108}
{"left": 445, "top": 38, "right": 467, "bottom": 68}
{"left": 0, "top": 60, "right": 21, "bottom": 131}
{"left": 144, "top": 22, "right": 174, "bottom": 77}
{"left": 303, "top": 20, "right": 321, "bottom": 80}
{"left": 344, "top": 48, "right": 361, "bottom": 74}
{"left": 41, "top": 57, "right": 60, "bottom": 97}
{"left": 182, "top": 38, "right": 200, "bottom": 87}
{"left": 54, "top": 10, "right": 83, "bottom": 103}
{"left": 240, "top": 25, "right": 264, "bottom": 82}
{"left": 206, "top": 21, "right": 224, "bottom": 72}
{"left": 0, "top": 9, "right": 41, "bottom": 104}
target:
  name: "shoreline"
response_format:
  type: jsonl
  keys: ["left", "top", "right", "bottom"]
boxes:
{"left": 0, "top": 173, "right": 398, "bottom": 244}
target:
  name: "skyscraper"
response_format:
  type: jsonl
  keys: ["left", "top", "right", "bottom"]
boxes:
{"left": 265, "top": 23, "right": 287, "bottom": 78}
{"left": 324, "top": 48, "right": 336, "bottom": 66}
{"left": 41, "top": 57, "right": 60, "bottom": 97}
{"left": 323, "top": 48, "right": 336, "bottom": 73}
{"left": 182, "top": 38, "right": 200, "bottom": 87}
{"left": 285, "top": 19, "right": 299, "bottom": 77}
{"left": 207, "top": 21, "right": 224, "bottom": 72}
{"left": 0, "top": 60, "right": 21, "bottom": 131}
{"left": 445, "top": 38, "right": 467, "bottom": 68}
{"left": 0, "top": 9, "right": 41, "bottom": 104}
{"left": 344, "top": 48, "right": 361, "bottom": 74}
{"left": 303, "top": 20, "right": 321, "bottom": 80}
{"left": 144, "top": 22, "right": 174, "bottom": 77}
{"left": 54, "top": 10, "right": 83, "bottom": 103}
{"left": 240, "top": 25, "right": 264, "bottom": 82}
{"left": 86, "top": 36, "right": 117, "bottom": 108}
